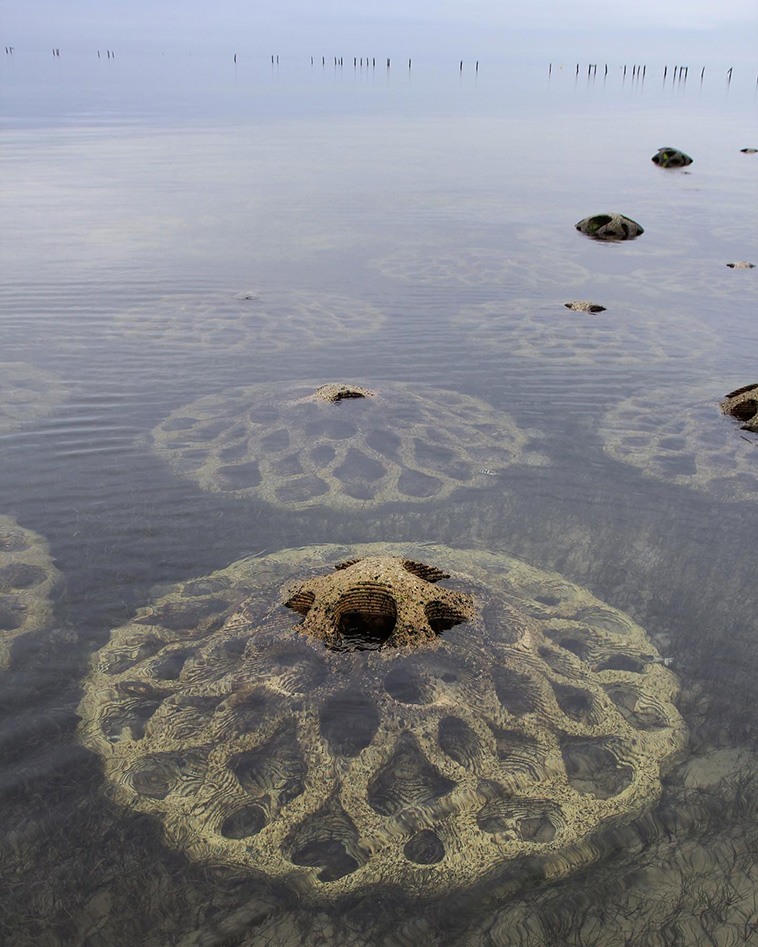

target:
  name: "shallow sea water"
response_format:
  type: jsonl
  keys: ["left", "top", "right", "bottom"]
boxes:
{"left": 1, "top": 53, "right": 758, "bottom": 945}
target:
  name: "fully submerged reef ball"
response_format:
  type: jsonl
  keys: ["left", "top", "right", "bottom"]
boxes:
{"left": 575, "top": 215, "right": 644, "bottom": 241}
{"left": 150, "top": 382, "right": 548, "bottom": 511}
{"left": 0, "top": 516, "right": 61, "bottom": 667}
{"left": 0, "top": 362, "right": 69, "bottom": 436}
{"left": 78, "top": 542, "right": 686, "bottom": 901}
{"left": 651, "top": 148, "right": 693, "bottom": 168}
{"left": 601, "top": 382, "right": 758, "bottom": 503}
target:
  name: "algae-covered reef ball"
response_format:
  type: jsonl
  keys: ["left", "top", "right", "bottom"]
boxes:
{"left": 78, "top": 542, "right": 686, "bottom": 901}
{"left": 0, "top": 515, "right": 62, "bottom": 667}
{"left": 651, "top": 148, "right": 693, "bottom": 168}
{"left": 0, "top": 362, "right": 69, "bottom": 436}
{"left": 151, "top": 382, "right": 548, "bottom": 510}
{"left": 721, "top": 383, "right": 758, "bottom": 433}
{"left": 601, "top": 382, "right": 758, "bottom": 503}
{"left": 575, "top": 215, "right": 644, "bottom": 241}
{"left": 113, "top": 290, "right": 386, "bottom": 354}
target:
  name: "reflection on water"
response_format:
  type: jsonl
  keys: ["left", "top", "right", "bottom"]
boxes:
{"left": 0, "top": 53, "right": 757, "bottom": 945}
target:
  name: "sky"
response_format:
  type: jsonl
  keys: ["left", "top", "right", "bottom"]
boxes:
{"left": 2, "top": 0, "right": 757, "bottom": 64}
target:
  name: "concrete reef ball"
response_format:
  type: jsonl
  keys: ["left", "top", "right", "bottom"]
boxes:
{"left": 601, "top": 382, "right": 758, "bottom": 503}
{"left": 0, "top": 362, "right": 69, "bottom": 436}
{"left": 0, "top": 515, "right": 61, "bottom": 667}
{"left": 78, "top": 542, "right": 686, "bottom": 901}
{"left": 721, "top": 383, "right": 758, "bottom": 433}
{"left": 151, "top": 382, "right": 548, "bottom": 510}
{"left": 651, "top": 148, "right": 693, "bottom": 168}
{"left": 114, "top": 291, "right": 387, "bottom": 355}
{"left": 564, "top": 301, "right": 607, "bottom": 314}
{"left": 575, "top": 215, "right": 644, "bottom": 241}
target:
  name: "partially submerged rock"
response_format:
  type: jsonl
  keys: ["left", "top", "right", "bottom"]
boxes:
{"left": 314, "top": 384, "right": 375, "bottom": 403}
{"left": 0, "top": 515, "right": 62, "bottom": 667}
{"left": 575, "top": 215, "right": 644, "bottom": 241}
{"left": 721, "top": 383, "right": 758, "bottom": 432}
{"left": 78, "top": 542, "right": 686, "bottom": 900}
{"left": 651, "top": 148, "right": 693, "bottom": 168}
{"left": 564, "top": 301, "right": 606, "bottom": 314}
{"left": 726, "top": 262, "right": 755, "bottom": 269}
{"left": 151, "top": 382, "right": 547, "bottom": 510}
{"left": 740, "top": 148, "right": 757, "bottom": 154}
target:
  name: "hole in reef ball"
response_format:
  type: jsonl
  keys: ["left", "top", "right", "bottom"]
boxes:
{"left": 404, "top": 829, "right": 445, "bottom": 864}
{"left": 334, "top": 587, "right": 398, "bottom": 650}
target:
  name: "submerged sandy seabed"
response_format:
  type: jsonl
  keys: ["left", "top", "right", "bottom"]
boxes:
{"left": 150, "top": 382, "right": 549, "bottom": 510}
{"left": 0, "top": 514, "right": 62, "bottom": 667}
{"left": 601, "top": 380, "right": 758, "bottom": 503}
{"left": 79, "top": 542, "right": 685, "bottom": 901}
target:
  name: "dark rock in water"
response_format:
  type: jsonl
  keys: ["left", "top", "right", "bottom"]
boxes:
{"left": 721, "top": 383, "right": 758, "bottom": 433}
{"left": 652, "top": 147, "right": 693, "bottom": 168}
{"left": 740, "top": 148, "right": 757, "bottom": 154}
{"left": 726, "top": 262, "right": 755, "bottom": 269}
{"left": 564, "top": 301, "right": 606, "bottom": 314}
{"left": 575, "top": 214, "right": 644, "bottom": 241}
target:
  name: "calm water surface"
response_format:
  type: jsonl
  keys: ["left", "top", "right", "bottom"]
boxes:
{"left": 1, "top": 53, "right": 757, "bottom": 945}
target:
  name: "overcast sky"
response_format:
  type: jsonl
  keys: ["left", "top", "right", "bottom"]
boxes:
{"left": 3, "top": 0, "right": 757, "bottom": 63}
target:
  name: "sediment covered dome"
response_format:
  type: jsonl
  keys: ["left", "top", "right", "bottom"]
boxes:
{"left": 0, "top": 515, "right": 62, "bottom": 667}
{"left": 151, "top": 382, "right": 548, "bottom": 510}
{"left": 601, "top": 381, "right": 758, "bottom": 503}
{"left": 0, "top": 362, "right": 68, "bottom": 436}
{"left": 78, "top": 543, "right": 686, "bottom": 900}
{"left": 451, "top": 299, "right": 714, "bottom": 365}
{"left": 374, "top": 247, "right": 590, "bottom": 289}
{"left": 113, "top": 290, "right": 386, "bottom": 353}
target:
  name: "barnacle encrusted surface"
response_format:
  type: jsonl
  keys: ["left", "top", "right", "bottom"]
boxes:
{"left": 651, "top": 148, "right": 693, "bottom": 168}
{"left": 564, "top": 301, "right": 606, "bottom": 314}
{"left": 575, "top": 215, "right": 644, "bottom": 241}
{"left": 721, "top": 383, "right": 758, "bottom": 432}
{"left": 150, "top": 382, "right": 547, "bottom": 510}
{"left": 373, "top": 247, "right": 590, "bottom": 289}
{"left": 113, "top": 291, "right": 385, "bottom": 353}
{"left": 0, "top": 515, "right": 61, "bottom": 667}
{"left": 451, "top": 300, "right": 714, "bottom": 365}
{"left": 601, "top": 382, "right": 758, "bottom": 502}
{"left": 0, "top": 362, "right": 68, "bottom": 436}
{"left": 78, "top": 542, "right": 686, "bottom": 900}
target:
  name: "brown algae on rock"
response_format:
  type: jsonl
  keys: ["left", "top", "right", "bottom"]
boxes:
{"left": 151, "top": 382, "right": 548, "bottom": 510}
{"left": 0, "top": 515, "right": 62, "bottom": 667}
{"left": 651, "top": 148, "right": 693, "bottom": 168}
{"left": 720, "top": 383, "right": 758, "bottom": 432}
{"left": 564, "top": 301, "right": 607, "bottom": 314}
{"left": 78, "top": 542, "right": 686, "bottom": 900}
{"left": 575, "top": 214, "right": 644, "bottom": 241}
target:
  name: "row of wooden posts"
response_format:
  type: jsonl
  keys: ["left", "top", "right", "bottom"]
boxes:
{"left": 0, "top": 48, "right": 742, "bottom": 81}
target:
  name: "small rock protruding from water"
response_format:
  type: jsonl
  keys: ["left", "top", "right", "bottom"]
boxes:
{"left": 575, "top": 214, "right": 644, "bottom": 241}
{"left": 564, "top": 301, "right": 607, "bottom": 314}
{"left": 740, "top": 148, "right": 757, "bottom": 154}
{"left": 726, "top": 261, "right": 755, "bottom": 269}
{"left": 651, "top": 147, "right": 693, "bottom": 168}
{"left": 720, "top": 383, "right": 758, "bottom": 432}
{"left": 314, "top": 383, "right": 375, "bottom": 403}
